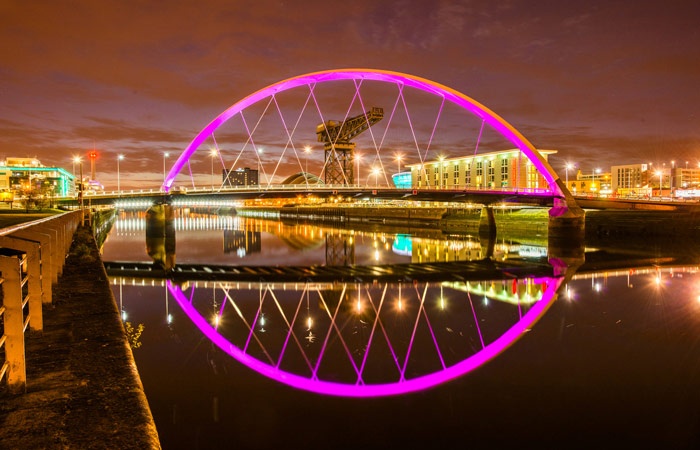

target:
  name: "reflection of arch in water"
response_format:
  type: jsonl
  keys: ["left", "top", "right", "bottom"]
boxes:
{"left": 168, "top": 274, "right": 565, "bottom": 398}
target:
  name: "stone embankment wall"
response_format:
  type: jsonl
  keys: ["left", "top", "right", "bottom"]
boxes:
{"left": 233, "top": 204, "right": 700, "bottom": 240}
{"left": 278, "top": 205, "right": 449, "bottom": 226}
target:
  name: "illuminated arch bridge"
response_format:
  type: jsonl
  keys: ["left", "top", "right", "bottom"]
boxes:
{"left": 161, "top": 68, "right": 582, "bottom": 220}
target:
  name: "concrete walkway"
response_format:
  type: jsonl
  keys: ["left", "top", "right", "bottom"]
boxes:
{"left": 0, "top": 225, "right": 160, "bottom": 449}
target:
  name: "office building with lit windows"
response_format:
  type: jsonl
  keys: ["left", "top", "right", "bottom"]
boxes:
{"left": 609, "top": 164, "right": 651, "bottom": 197}
{"left": 0, "top": 157, "right": 75, "bottom": 197}
{"left": 224, "top": 167, "right": 259, "bottom": 186}
{"left": 405, "top": 149, "right": 556, "bottom": 191}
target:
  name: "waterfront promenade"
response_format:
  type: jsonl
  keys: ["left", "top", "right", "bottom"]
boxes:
{"left": 0, "top": 223, "right": 160, "bottom": 449}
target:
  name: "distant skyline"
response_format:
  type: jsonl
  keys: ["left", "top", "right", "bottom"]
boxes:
{"left": 1, "top": 0, "right": 699, "bottom": 190}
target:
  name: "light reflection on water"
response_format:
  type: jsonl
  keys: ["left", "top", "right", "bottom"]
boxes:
{"left": 101, "top": 209, "right": 700, "bottom": 448}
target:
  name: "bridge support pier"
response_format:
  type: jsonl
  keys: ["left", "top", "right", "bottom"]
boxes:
{"left": 478, "top": 206, "right": 496, "bottom": 259}
{"left": 146, "top": 203, "right": 176, "bottom": 271}
{"left": 548, "top": 179, "right": 586, "bottom": 249}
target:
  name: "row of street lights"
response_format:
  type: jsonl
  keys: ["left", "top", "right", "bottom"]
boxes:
{"left": 74, "top": 150, "right": 208, "bottom": 192}
{"left": 72, "top": 153, "right": 127, "bottom": 194}
{"left": 73, "top": 147, "right": 412, "bottom": 192}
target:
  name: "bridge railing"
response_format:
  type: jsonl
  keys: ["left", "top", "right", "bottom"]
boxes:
{"left": 55, "top": 183, "right": 557, "bottom": 201}
{"left": 0, "top": 210, "right": 82, "bottom": 394}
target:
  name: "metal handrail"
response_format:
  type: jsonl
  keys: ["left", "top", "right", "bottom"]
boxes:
{"left": 0, "top": 211, "right": 82, "bottom": 393}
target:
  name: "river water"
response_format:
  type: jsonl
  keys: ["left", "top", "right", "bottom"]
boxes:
{"left": 99, "top": 208, "right": 700, "bottom": 449}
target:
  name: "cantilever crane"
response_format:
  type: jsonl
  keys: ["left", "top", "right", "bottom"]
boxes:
{"left": 316, "top": 107, "right": 383, "bottom": 185}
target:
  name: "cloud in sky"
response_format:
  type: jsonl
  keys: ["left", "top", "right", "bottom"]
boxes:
{"left": 1, "top": 0, "right": 699, "bottom": 189}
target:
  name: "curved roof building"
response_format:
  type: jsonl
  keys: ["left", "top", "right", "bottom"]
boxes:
{"left": 281, "top": 172, "right": 324, "bottom": 185}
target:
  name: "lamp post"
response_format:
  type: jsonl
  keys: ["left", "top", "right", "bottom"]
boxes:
{"left": 257, "top": 147, "right": 264, "bottom": 186}
{"left": 210, "top": 148, "right": 218, "bottom": 190}
{"left": 395, "top": 153, "right": 403, "bottom": 175}
{"left": 438, "top": 155, "right": 445, "bottom": 189}
{"left": 671, "top": 160, "right": 675, "bottom": 193}
{"left": 656, "top": 170, "right": 662, "bottom": 197}
{"left": 371, "top": 167, "right": 380, "bottom": 188}
{"left": 163, "top": 152, "right": 169, "bottom": 184}
{"left": 117, "top": 154, "right": 123, "bottom": 195}
{"left": 355, "top": 152, "right": 362, "bottom": 187}
{"left": 77, "top": 157, "right": 84, "bottom": 224}
{"left": 565, "top": 163, "right": 573, "bottom": 186}
{"left": 595, "top": 168, "right": 601, "bottom": 194}
{"left": 72, "top": 156, "right": 81, "bottom": 186}
{"left": 304, "top": 146, "right": 311, "bottom": 184}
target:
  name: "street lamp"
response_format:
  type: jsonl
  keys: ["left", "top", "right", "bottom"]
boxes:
{"left": 75, "top": 156, "right": 84, "bottom": 221}
{"left": 210, "top": 148, "right": 218, "bottom": 190}
{"left": 163, "top": 152, "right": 169, "bottom": 183}
{"left": 438, "top": 155, "right": 445, "bottom": 189}
{"left": 671, "top": 160, "right": 675, "bottom": 193}
{"left": 395, "top": 153, "right": 403, "bottom": 175}
{"left": 117, "top": 154, "right": 124, "bottom": 195}
{"left": 304, "top": 146, "right": 311, "bottom": 184}
{"left": 257, "top": 147, "right": 264, "bottom": 186}
{"left": 72, "top": 156, "right": 81, "bottom": 182}
{"left": 565, "top": 163, "right": 573, "bottom": 186}
{"left": 655, "top": 170, "right": 663, "bottom": 197}
{"left": 595, "top": 168, "right": 601, "bottom": 194}
{"left": 371, "top": 167, "right": 380, "bottom": 188}
{"left": 74, "top": 156, "right": 83, "bottom": 196}
{"left": 355, "top": 152, "right": 362, "bottom": 187}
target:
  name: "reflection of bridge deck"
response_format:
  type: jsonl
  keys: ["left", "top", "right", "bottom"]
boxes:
{"left": 103, "top": 258, "right": 555, "bottom": 283}
{"left": 104, "top": 243, "right": 700, "bottom": 285}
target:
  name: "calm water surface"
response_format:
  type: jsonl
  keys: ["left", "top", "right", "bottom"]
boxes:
{"left": 100, "top": 209, "right": 700, "bottom": 449}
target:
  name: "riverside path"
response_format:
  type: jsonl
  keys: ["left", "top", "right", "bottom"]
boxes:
{"left": 0, "top": 224, "right": 160, "bottom": 449}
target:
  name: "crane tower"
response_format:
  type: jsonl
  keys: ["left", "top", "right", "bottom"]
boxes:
{"left": 316, "top": 107, "right": 383, "bottom": 185}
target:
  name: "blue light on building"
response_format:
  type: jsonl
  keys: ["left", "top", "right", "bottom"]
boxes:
{"left": 392, "top": 234, "right": 412, "bottom": 256}
{"left": 392, "top": 171, "right": 412, "bottom": 188}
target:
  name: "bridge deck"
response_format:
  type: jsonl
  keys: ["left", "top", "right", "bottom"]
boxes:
{"left": 58, "top": 186, "right": 559, "bottom": 208}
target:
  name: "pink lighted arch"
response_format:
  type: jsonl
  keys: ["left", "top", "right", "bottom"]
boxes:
{"left": 163, "top": 68, "right": 565, "bottom": 198}
{"left": 167, "top": 276, "right": 564, "bottom": 397}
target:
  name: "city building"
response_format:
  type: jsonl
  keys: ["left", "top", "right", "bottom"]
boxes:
{"left": 561, "top": 162, "right": 700, "bottom": 198}
{"left": 224, "top": 167, "right": 259, "bottom": 186}
{"left": 566, "top": 169, "right": 612, "bottom": 196}
{"left": 0, "top": 157, "right": 75, "bottom": 199}
{"left": 610, "top": 164, "right": 650, "bottom": 197}
{"left": 405, "top": 149, "right": 556, "bottom": 190}
{"left": 391, "top": 171, "right": 411, "bottom": 188}
{"left": 671, "top": 165, "right": 700, "bottom": 197}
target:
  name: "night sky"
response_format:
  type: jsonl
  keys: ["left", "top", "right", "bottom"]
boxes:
{"left": 1, "top": 0, "right": 699, "bottom": 189}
